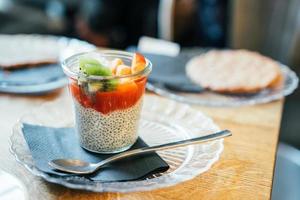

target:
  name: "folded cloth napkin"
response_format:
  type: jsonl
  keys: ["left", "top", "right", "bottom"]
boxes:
{"left": 127, "top": 47, "right": 207, "bottom": 93}
{"left": 22, "top": 123, "right": 169, "bottom": 182}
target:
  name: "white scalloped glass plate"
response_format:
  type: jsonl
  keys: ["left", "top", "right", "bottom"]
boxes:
{"left": 10, "top": 95, "right": 223, "bottom": 192}
{"left": 147, "top": 64, "right": 298, "bottom": 107}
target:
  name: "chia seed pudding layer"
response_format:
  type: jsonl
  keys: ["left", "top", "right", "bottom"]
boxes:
{"left": 74, "top": 98, "right": 143, "bottom": 153}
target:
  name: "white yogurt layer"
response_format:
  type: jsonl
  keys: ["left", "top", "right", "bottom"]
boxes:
{"left": 74, "top": 99, "right": 142, "bottom": 153}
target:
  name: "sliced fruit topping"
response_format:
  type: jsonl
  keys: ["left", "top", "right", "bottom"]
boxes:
{"left": 83, "top": 64, "right": 112, "bottom": 76}
{"left": 131, "top": 53, "right": 146, "bottom": 74}
{"left": 86, "top": 79, "right": 118, "bottom": 93}
{"left": 79, "top": 57, "right": 118, "bottom": 92}
{"left": 77, "top": 53, "right": 147, "bottom": 94}
{"left": 88, "top": 82, "right": 103, "bottom": 92}
{"left": 110, "top": 58, "right": 124, "bottom": 75}
{"left": 102, "top": 79, "right": 118, "bottom": 91}
{"left": 79, "top": 57, "right": 112, "bottom": 76}
{"left": 116, "top": 65, "right": 131, "bottom": 76}
{"left": 79, "top": 57, "right": 100, "bottom": 67}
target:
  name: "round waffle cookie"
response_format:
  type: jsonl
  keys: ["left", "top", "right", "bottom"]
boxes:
{"left": 186, "top": 50, "right": 283, "bottom": 93}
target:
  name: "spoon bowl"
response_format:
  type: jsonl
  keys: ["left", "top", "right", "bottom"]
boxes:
{"left": 49, "top": 159, "right": 97, "bottom": 174}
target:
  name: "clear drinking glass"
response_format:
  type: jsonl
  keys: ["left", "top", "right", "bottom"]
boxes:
{"left": 62, "top": 50, "right": 152, "bottom": 153}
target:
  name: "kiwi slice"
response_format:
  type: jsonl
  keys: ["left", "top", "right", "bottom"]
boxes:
{"left": 79, "top": 57, "right": 118, "bottom": 92}
{"left": 79, "top": 57, "right": 100, "bottom": 66}
{"left": 87, "top": 80, "right": 118, "bottom": 92}
{"left": 88, "top": 82, "right": 103, "bottom": 92}
{"left": 79, "top": 58, "right": 112, "bottom": 76}
{"left": 102, "top": 79, "right": 118, "bottom": 91}
{"left": 80, "top": 63, "right": 112, "bottom": 76}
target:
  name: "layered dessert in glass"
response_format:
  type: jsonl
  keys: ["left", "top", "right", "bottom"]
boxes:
{"left": 62, "top": 50, "right": 152, "bottom": 153}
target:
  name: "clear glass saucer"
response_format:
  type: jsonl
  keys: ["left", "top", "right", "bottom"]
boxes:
{"left": 10, "top": 96, "right": 223, "bottom": 193}
{"left": 147, "top": 65, "right": 298, "bottom": 107}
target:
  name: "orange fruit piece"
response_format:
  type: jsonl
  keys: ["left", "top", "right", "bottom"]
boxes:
{"left": 116, "top": 65, "right": 131, "bottom": 76}
{"left": 131, "top": 53, "right": 146, "bottom": 74}
{"left": 110, "top": 58, "right": 124, "bottom": 75}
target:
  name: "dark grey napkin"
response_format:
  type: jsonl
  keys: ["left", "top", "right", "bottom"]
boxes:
{"left": 22, "top": 123, "right": 169, "bottom": 182}
{"left": 127, "top": 47, "right": 207, "bottom": 92}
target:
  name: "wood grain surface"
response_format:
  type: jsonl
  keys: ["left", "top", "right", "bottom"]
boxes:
{"left": 0, "top": 88, "right": 283, "bottom": 200}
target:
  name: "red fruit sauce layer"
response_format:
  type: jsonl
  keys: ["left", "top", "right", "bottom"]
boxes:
{"left": 69, "top": 77, "right": 146, "bottom": 114}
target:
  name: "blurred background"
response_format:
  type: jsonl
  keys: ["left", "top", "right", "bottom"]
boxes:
{"left": 0, "top": 0, "right": 299, "bottom": 199}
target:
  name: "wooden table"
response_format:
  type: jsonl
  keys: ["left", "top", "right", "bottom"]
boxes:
{"left": 0, "top": 88, "right": 283, "bottom": 200}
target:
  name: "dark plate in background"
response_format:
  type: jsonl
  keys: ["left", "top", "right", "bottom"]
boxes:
{"left": 0, "top": 34, "right": 96, "bottom": 95}
{"left": 0, "top": 63, "right": 67, "bottom": 94}
{"left": 127, "top": 47, "right": 206, "bottom": 93}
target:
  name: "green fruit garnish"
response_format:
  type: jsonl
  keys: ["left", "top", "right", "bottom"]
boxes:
{"left": 88, "top": 82, "right": 103, "bottom": 92}
{"left": 82, "top": 63, "right": 112, "bottom": 76}
{"left": 79, "top": 58, "right": 112, "bottom": 76}
{"left": 104, "top": 79, "right": 118, "bottom": 91}
{"left": 79, "top": 57, "right": 119, "bottom": 92}
{"left": 87, "top": 79, "right": 118, "bottom": 92}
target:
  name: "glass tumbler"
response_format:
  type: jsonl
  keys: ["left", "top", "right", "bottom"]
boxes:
{"left": 62, "top": 50, "right": 152, "bottom": 153}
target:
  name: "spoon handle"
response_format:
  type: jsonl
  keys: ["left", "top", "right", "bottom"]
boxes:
{"left": 94, "top": 130, "right": 231, "bottom": 169}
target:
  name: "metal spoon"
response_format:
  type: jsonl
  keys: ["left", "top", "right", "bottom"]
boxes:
{"left": 49, "top": 130, "right": 231, "bottom": 174}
